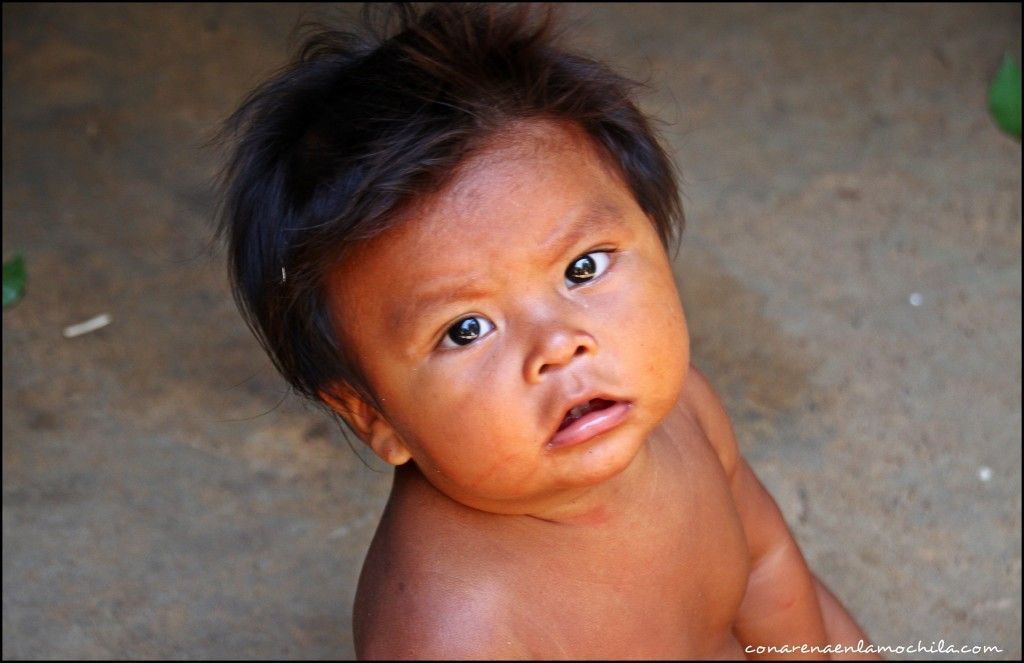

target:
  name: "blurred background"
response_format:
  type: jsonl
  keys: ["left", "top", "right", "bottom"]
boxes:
{"left": 3, "top": 3, "right": 1020, "bottom": 659}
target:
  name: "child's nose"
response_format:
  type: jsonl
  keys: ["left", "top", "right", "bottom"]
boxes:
{"left": 523, "top": 324, "right": 598, "bottom": 383}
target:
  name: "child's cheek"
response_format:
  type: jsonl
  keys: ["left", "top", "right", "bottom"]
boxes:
{"left": 610, "top": 253, "right": 688, "bottom": 396}
{"left": 411, "top": 349, "right": 512, "bottom": 430}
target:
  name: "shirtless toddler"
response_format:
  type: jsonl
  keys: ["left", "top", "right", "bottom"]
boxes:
{"left": 216, "top": 4, "right": 877, "bottom": 659}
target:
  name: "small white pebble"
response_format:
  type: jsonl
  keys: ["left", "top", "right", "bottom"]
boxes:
{"left": 328, "top": 525, "right": 351, "bottom": 540}
{"left": 62, "top": 313, "right": 112, "bottom": 338}
{"left": 909, "top": 292, "right": 923, "bottom": 306}
{"left": 978, "top": 466, "right": 993, "bottom": 482}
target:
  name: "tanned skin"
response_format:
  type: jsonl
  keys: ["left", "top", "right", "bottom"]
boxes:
{"left": 324, "top": 120, "right": 878, "bottom": 660}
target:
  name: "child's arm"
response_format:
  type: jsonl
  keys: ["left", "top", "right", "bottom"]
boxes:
{"left": 730, "top": 465, "right": 879, "bottom": 659}
{"left": 729, "top": 455, "right": 830, "bottom": 659}
{"left": 685, "top": 367, "right": 876, "bottom": 660}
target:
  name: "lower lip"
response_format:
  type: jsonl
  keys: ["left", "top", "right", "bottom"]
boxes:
{"left": 548, "top": 401, "right": 632, "bottom": 450}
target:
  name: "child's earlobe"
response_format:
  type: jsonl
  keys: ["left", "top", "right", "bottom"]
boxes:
{"left": 319, "top": 387, "right": 412, "bottom": 466}
{"left": 365, "top": 420, "right": 413, "bottom": 466}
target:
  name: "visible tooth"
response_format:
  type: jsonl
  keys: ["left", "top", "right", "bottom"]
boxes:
{"left": 570, "top": 402, "right": 594, "bottom": 419}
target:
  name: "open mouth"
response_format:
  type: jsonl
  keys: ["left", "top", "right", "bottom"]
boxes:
{"left": 557, "top": 398, "right": 616, "bottom": 432}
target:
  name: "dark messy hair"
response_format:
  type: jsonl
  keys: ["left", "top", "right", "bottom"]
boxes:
{"left": 214, "top": 2, "right": 683, "bottom": 424}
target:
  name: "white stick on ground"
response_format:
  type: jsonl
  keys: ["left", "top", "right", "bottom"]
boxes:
{"left": 62, "top": 313, "right": 112, "bottom": 338}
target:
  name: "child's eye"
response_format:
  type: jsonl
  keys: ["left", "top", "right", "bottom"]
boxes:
{"left": 440, "top": 315, "right": 495, "bottom": 348}
{"left": 565, "top": 251, "right": 612, "bottom": 287}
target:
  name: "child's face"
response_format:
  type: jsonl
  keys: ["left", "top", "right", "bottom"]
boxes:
{"left": 327, "top": 121, "right": 689, "bottom": 515}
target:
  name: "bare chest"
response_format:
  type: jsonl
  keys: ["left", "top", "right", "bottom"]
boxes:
{"left": 503, "top": 432, "right": 751, "bottom": 657}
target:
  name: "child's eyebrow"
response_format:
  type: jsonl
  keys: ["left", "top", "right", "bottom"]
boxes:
{"left": 393, "top": 198, "right": 625, "bottom": 333}
{"left": 540, "top": 198, "right": 624, "bottom": 264}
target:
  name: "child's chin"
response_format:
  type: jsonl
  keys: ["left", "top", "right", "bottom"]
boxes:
{"left": 559, "top": 425, "right": 646, "bottom": 486}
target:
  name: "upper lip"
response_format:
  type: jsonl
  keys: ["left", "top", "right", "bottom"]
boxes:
{"left": 549, "top": 390, "right": 626, "bottom": 437}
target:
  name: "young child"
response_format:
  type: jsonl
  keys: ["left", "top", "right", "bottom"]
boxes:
{"left": 216, "top": 4, "right": 877, "bottom": 659}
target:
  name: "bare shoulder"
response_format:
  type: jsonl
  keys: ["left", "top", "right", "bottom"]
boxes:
{"left": 353, "top": 479, "right": 527, "bottom": 659}
{"left": 355, "top": 567, "right": 525, "bottom": 659}
{"left": 678, "top": 363, "right": 739, "bottom": 479}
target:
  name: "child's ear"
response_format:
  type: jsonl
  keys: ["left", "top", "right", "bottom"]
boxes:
{"left": 320, "top": 385, "right": 412, "bottom": 467}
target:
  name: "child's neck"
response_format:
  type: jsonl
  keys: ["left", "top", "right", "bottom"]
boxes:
{"left": 526, "top": 440, "right": 662, "bottom": 527}
{"left": 396, "top": 435, "right": 666, "bottom": 537}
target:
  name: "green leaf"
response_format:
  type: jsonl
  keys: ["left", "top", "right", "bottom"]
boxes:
{"left": 989, "top": 53, "right": 1022, "bottom": 140}
{"left": 3, "top": 253, "right": 27, "bottom": 309}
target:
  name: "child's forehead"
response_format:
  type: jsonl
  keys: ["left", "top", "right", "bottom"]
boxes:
{"left": 398, "top": 120, "right": 623, "bottom": 234}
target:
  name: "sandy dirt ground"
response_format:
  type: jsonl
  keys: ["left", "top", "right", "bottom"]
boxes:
{"left": 3, "top": 3, "right": 1020, "bottom": 659}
